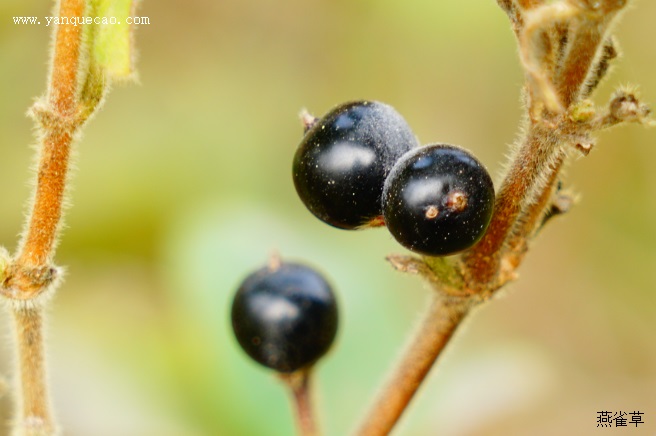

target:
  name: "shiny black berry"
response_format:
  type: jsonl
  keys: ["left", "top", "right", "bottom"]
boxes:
{"left": 293, "top": 100, "right": 418, "bottom": 229}
{"left": 382, "top": 144, "right": 495, "bottom": 256}
{"left": 231, "top": 261, "right": 338, "bottom": 373}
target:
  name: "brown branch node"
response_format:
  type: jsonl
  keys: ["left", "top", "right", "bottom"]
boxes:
{"left": 2, "top": 263, "right": 60, "bottom": 301}
{"left": 29, "top": 101, "right": 81, "bottom": 135}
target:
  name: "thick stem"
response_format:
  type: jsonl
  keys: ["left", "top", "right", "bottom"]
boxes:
{"left": 17, "top": 128, "right": 73, "bottom": 269}
{"left": 17, "top": 0, "right": 84, "bottom": 270}
{"left": 283, "top": 370, "right": 319, "bottom": 436}
{"left": 464, "top": 123, "right": 562, "bottom": 286}
{"left": 12, "top": 307, "right": 55, "bottom": 436}
{"left": 356, "top": 295, "right": 472, "bottom": 436}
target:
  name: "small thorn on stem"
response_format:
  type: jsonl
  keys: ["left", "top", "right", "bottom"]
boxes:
{"left": 299, "top": 109, "right": 319, "bottom": 133}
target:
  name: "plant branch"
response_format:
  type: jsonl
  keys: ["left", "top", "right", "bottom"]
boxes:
{"left": 0, "top": 0, "right": 138, "bottom": 434}
{"left": 356, "top": 294, "right": 473, "bottom": 436}
{"left": 554, "top": 4, "right": 623, "bottom": 108}
{"left": 356, "top": 2, "right": 644, "bottom": 435}
{"left": 463, "top": 122, "right": 564, "bottom": 287}
{"left": 3, "top": 1, "right": 85, "bottom": 435}
{"left": 593, "top": 89, "right": 653, "bottom": 130}
{"left": 6, "top": 0, "right": 87, "bottom": 301}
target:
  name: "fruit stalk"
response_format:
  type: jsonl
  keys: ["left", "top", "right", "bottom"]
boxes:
{"left": 13, "top": 307, "right": 55, "bottom": 436}
{"left": 356, "top": 295, "right": 472, "bottom": 436}
{"left": 283, "top": 370, "right": 319, "bottom": 436}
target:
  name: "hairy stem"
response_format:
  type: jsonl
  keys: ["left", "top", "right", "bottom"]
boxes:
{"left": 17, "top": 0, "right": 84, "bottom": 270}
{"left": 505, "top": 151, "right": 566, "bottom": 268}
{"left": 356, "top": 295, "right": 472, "bottom": 436}
{"left": 8, "top": 1, "right": 85, "bottom": 434}
{"left": 555, "top": 23, "right": 605, "bottom": 108}
{"left": 12, "top": 308, "right": 55, "bottom": 436}
{"left": 496, "top": 0, "right": 523, "bottom": 34}
{"left": 520, "top": 2, "right": 578, "bottom": 113}
{"left": 464, "top": 123, "right": 562, "bottom": 286}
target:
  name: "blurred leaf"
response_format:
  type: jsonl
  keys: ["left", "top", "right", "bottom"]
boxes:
{"left": 88, "top": 0, "right": 136, "bottom": 79}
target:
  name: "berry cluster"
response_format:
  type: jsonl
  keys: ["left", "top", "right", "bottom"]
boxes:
{"left": 293, "top": 100, "right": 495, "bottom": 256}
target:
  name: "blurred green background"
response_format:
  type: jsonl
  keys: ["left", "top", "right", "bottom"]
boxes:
{"left": 1, "top": 1, "right": 655, "bottom": 435}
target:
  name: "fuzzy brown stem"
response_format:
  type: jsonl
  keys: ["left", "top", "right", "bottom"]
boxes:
{"left": 12, "top": 307, "right": 55, "bottom": 436}
{"left": 580, "top": 38, "right": 617, "bottom": 99}
{"left": 464, "top": 123, "right": 562, "bottom": 286}
{"left": 555, "top": 3, "right": 625, "bottom": 108}
{"left": 283, "top": 370, "right": 319, "bottom": 436}
{"left": 505, "top": 151, "right": 566, "bottom": 267}
{"left": 555, "top": 25, "right": 605, "bottom": 108}
{"left": 17, "top": 127, "right": 73, "bottom": 269}
{"left": 8, "top": 1, "right": 85, "bottom": 434}
{"left": 16, "top": 0, "right": 84, "bottom": 270}
{"left": 356, "top": 295, "right": 472, "bottom": 436}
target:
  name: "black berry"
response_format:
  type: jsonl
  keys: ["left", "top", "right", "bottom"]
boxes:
{"left": 382, "top": 143, "right": 495, "bottom": 256}
{"left": 293, "top": 101, "right": 418, "bottom": 229}
{"left": 231, "top": 261, "right": 338, "bottom": 373}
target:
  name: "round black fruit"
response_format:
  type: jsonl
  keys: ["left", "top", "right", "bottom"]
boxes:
{"left": 231, "top": 261, "right": 338, "bottom": 373}
{"left": 293, "top": 100, "right": 418, "bottom": 229}
{"left": 382, "top": 143, "right": 495, "bottom": 256}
